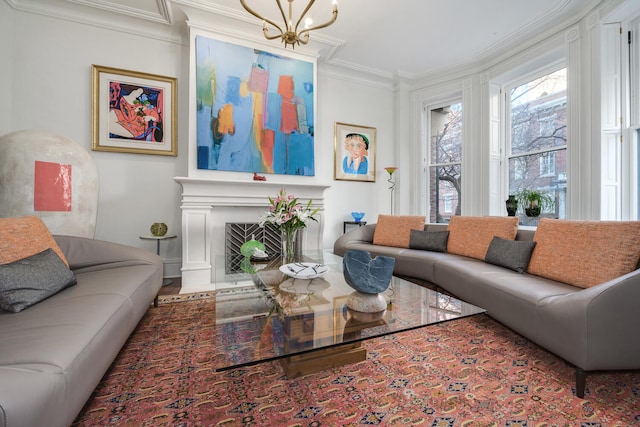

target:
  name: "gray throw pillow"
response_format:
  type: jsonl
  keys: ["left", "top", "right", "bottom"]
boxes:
{"left": 0, "top": 248, "right": 77, "bottom": 313}
{"left": 408, "top": 230, "right": 449, "bottom": 253}
{"left": 484, "top": 236, "right": 537, "bottom": 273}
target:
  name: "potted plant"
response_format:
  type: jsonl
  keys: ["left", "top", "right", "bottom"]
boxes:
{"left": 514, "top": 189, "right": 554, "bottom": 217}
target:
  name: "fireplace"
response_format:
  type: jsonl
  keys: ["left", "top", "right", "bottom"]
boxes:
{"left": 175, "top": 177, "right": 329, "bottom": 292}
{"left": 225, "top": 222, "right": 282, "bottom": 258}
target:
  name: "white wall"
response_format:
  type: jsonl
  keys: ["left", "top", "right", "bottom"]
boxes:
{"left": 316, "top": 67, "right": 395, "bottom": 249}
{"left": 4, "top": 9, "right": 189, "bottom": 276}
{"left": 0, "top": 4, "right": 394, "bottom": 276}
{"left": 0, "top": 0, "right": 12, "bottom": 136}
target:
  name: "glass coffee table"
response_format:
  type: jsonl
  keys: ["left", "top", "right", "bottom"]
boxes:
{"left": 214, "top": 251, "right": 485, "bottom": 378}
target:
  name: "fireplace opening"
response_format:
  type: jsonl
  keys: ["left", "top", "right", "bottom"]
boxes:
{"left": 224, "top": 223, "right": 302, "bottom": 273}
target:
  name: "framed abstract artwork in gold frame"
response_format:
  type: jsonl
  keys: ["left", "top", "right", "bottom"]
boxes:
{"left": 91, "top": 65, "right": 177, "bottom": 156}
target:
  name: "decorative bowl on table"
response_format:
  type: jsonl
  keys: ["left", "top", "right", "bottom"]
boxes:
{"left": 150, "top": 222, "right": 168, "bottom": 237}
{"left": 279, "top": 262, "right": 329, "bottom": 279}
{"left": 351, "top": 212, "right": 365, "bottom": 223}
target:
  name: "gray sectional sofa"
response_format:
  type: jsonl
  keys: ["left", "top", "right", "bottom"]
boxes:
{"left": 0, "top": 235, "right": 163, "bottom": 427}
{"left": 334, "top": 221, "right": 640, "bottom": 398}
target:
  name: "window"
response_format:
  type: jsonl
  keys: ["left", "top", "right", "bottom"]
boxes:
{"left": 539, "top": 152, "right": 555, "bottom": 176}
{"left": 507, "top": 68, "right": 567, "bottom": 218}
{"left": 428, "top": 102, "right": 462, "bottom": 223}
{"left": 444, "top": 196, "right": 453, "bottom": 213}
{"left": 514, "top": 157, "right": 527, "bottom": 180}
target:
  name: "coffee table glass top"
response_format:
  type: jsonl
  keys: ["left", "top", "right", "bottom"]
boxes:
{"left": 214, "top": 251, "right": 485, "bottom": 372}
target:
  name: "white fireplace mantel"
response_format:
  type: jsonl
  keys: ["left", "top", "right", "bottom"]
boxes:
{"left": 175, "top": 177, "right": 330, "bottom": 291}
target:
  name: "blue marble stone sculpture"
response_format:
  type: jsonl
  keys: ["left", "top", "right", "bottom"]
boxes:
{"left": 343, "top": 249, "right": 395, "bottom": 294}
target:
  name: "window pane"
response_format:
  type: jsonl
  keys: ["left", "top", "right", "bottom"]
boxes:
{"left": 509, "top": 149, "right": 566, "bottom": 218}
{"left": 429, "top": 102, "right": 462, "bottom": 223}
{"left": 510, "top": 69, "right": 567, "bottom": 155}
{"left": 430, "top": 103, "right": 462, "bottom": 165}
{"left": 429, "top": 164, "right": 461, "bottom": 223}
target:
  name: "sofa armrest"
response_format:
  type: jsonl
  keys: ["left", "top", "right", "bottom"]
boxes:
{"left": 53, "top": 235, "right": 163, "bottom": 274}
{"left": 333, "top": 224, "right": 377, "bottom": 256}
{"left": 537, "top": 269, "right": 640, "bottom": 370}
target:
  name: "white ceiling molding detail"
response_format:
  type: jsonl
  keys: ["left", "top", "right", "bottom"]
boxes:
{"left": 186, "top": 18, "right": 321, "bottom": 61}
{"left": 5, "top": 0, "right": 610, "bottom": 83}
{"left": 69, "top": 0, "right": 173, "bottom": 24}
{"left": 176, "top": 0, "right": 345, "bottom": 64}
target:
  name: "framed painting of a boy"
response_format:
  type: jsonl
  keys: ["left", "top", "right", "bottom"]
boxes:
{"left": 334, "top": 122, "right": 376, "bottom": 182}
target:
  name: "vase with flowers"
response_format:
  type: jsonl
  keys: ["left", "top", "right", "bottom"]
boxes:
{"left": 259, "top": 188, "right": 319, "bottom": 262}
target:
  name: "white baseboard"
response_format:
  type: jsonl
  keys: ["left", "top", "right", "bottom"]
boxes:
{"left": 162, "top": 258, "right": 182, "bottom": 278}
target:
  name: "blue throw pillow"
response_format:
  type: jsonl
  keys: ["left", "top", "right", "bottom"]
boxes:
{"left": 0, "top": 248, "right": 77, "bottom": 312}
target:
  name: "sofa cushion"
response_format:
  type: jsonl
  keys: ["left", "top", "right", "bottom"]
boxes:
{"left": 447, "top": 216, "right": 519, "bottom": 260}
{"left": 485, "top": 236, "right": 537, "bottom": 273}
{"left": 0, "top": 216, "right": 69, "bottom": 266}
{"left": 409, "top": 230, "right": 449, "bottom": 252}
{"left": 372, "top": 215, "right": 426, "bottom": 248}
{"left": 0, "top": 248, "right": 77, "bottom": 312}
{"left": 527, "top": 218, "right": 640, "bottom": 288}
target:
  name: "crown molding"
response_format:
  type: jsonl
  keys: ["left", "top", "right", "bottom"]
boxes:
{"left": 5, "top": 0, "right": 613, "bottom": 87}
{"left": 6, "top": 0, "right": 184, "bottom": 45}
{"left": 175, "top": 0, "right": 345, "bottom": 60}
{"left": 186, "top": 19, "right": 322, "bottom": 63}
{"left": 318, "top": 62, "right": 394, "bottom": 91}
{"left": 69, "top": 0, "right": 173, "bottom": 25}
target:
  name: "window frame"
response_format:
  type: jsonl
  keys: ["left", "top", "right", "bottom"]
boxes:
{"left": 426, "top": 99, "right": 463, "bottom": 223}
{"left": 503, "top": 63, "right": 568, "bottom": 219}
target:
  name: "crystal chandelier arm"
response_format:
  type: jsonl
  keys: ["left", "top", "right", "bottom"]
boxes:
{"left": 239, "top": 0, "right": 286, "bottom": 37}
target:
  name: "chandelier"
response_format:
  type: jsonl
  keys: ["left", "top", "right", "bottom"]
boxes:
{"left": 239, "top": 0, "right": 338, "bottom": 49}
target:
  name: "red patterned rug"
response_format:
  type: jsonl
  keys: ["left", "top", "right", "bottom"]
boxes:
{"left": 73, "top": 294, "right": 640, "bottom": 426}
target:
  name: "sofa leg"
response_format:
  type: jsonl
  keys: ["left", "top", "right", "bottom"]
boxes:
{"left": 576, "top": 368, "right": 586, "bottom": 398}
{"left": 153, "top": 295, "right": 159, "bottom": 308}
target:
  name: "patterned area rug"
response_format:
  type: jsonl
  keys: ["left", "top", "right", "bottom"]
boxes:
{"left": 73, "top": 294, "right": 640, "bottom": 426}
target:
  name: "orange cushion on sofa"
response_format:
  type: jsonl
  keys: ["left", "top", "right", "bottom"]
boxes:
{"left": 373, "top": 214, "right": 426, "bottom": 248}
{"left": 0, "top": 216, "right": 69, "bottom": 266}
{"left": 527, "top": 218, "right": 640, "bottom": 288}
{"left": 447, "top": 215, "right": 519, "bottom": 260}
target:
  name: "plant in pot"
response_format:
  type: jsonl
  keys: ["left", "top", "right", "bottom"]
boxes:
{"left": 514, "top": 189, "right": 554, "bottom": 217}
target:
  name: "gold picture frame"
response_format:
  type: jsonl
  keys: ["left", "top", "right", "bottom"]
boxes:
{"left": 334, "top": 122, "right": 376, "bottom": 182}
{"left": 91, "top": 65, "right": 177, "bottom": 156}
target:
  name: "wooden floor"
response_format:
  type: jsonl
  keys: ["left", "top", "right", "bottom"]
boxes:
{"left": 158, "top": 277, "right": 182, "bottom": 296}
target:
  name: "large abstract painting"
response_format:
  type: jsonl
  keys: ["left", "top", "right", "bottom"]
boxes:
{"left": 195, "top": 35, "right": 315, "bottom": 176}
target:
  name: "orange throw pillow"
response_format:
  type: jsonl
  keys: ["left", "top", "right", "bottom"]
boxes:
{"left": 0, "top": 216, "right": 69, "bottom": 266}
{"left": 373, "top": 214, "right": 426, "bottom": 248}
{"left": 447, "top": 216, "right": 519, "bottom": 260}
{"left": 527, "top": 218, "right": 640, "bottom": 288}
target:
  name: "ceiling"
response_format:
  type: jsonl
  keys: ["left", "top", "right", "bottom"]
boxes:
{"left": 8, "top": 0, "right": 603, "bottom": 79}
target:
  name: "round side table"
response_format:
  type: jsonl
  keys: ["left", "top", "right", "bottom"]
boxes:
{"left": 139, "top": 234, "right": 177, "bottom": 286}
